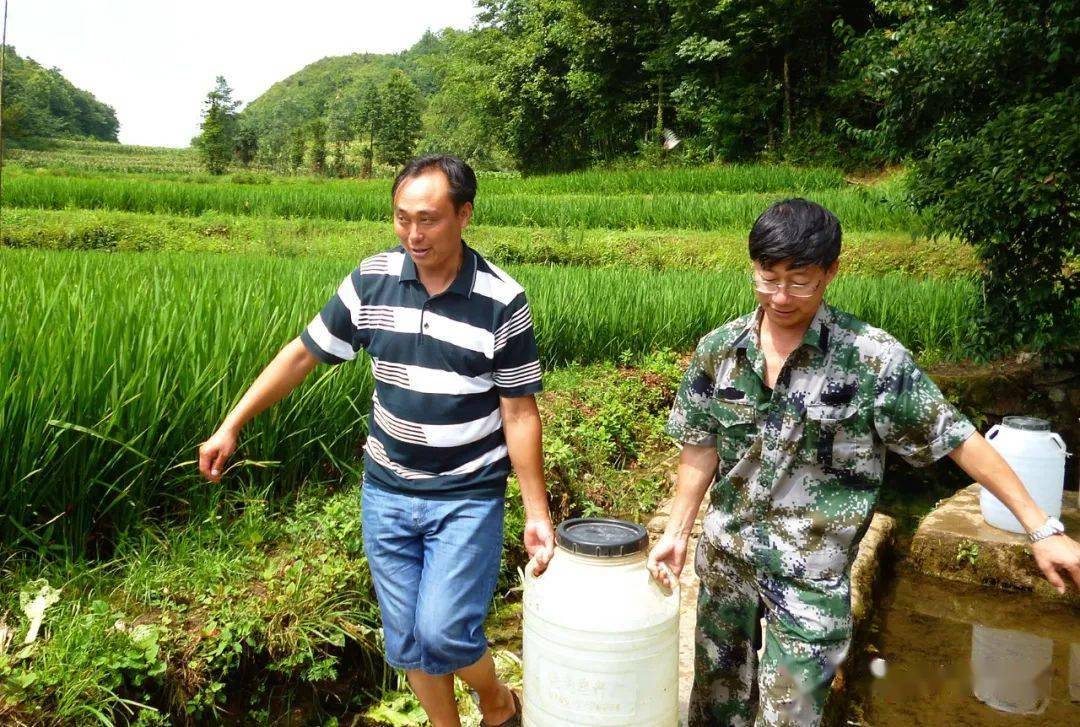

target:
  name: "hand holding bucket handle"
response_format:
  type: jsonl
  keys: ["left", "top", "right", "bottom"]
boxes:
{"left": 525, "top": 555, "right": 543, "bottom": 581}
{"left": 657, "top": 562, "right": 680, "bottom": 599}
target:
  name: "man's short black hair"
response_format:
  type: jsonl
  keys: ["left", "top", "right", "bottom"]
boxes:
{"left": 748, "top": 198, "right": 841, "bottom": 269}
{"left": 391, "top": 155, "right": 477, "bottom": 211}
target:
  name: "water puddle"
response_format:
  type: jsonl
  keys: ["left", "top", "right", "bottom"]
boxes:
{"left": 855, "top": 568, "right": 1079, "bottom": 724}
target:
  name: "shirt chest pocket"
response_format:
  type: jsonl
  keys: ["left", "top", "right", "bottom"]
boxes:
{"left": 804, "top": 403, "right": 882, "bottom": 487}
{"left": 709, "top": 399, "right": 758, "bottom": 464}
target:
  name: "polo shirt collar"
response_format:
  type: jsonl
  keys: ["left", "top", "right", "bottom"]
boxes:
{"left": 398, "top": 240, "right": 477, "bottom": 298}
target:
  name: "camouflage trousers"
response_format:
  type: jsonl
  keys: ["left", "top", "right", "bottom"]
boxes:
{"left": 689, "top": 537, "right": 852, "bottom": 727}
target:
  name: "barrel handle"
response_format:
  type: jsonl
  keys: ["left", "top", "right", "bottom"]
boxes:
{"left": 986, "top": 424, "right": 1001, "bottom": 441}
{"left": 658, "top": 563, "right": 681, "bottom": 601}
{"left": 1049, "top": 433, "right": 1069, "bottom": 454}
{"left": 524, "top": 556, "right": 539, "bottom": 581}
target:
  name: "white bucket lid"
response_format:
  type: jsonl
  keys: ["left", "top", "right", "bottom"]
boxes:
{"left": 1002, "top": 416, "right": 1051, "bottom": 432}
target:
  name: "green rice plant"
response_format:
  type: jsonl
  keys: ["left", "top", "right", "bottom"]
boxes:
{"left": 477, "top": 188, "right": 916, "bottom": 232}
{"left": 0, "top": 248, "right": 977, "bottom": 553}
{"left": 0, "top": 250, "right": 374, "bottom": 553}
{"left": 1, "top": 207, "right": 981, "bottom": 278}
{"left": 518, "top": 266, "right": 977, "bottom": 366}
{"left": 3, "top": 167, "right": 918, "bottom": 232}
{"left": 476, "top": 163, "right": 847, "bottom": 195}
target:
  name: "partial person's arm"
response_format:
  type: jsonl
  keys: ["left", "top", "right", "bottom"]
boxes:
{"left": 873, "top": 343, "right": 1080, "bottom": 593}
{"left": 198, "top": 338, "right": 320, "bottom": 482}
{"left": 647, "top": 444, "right": 718, "bottom": 588}
{"left": 490, "top": 290, "right": 550, "bottom": 573}
{"left": 948, "top": 434, "right": 1080, "bottom": 593}
{"left": 501, "top": 394, "right": 555, "bottom": 575}
{"left": 647, "top": 337, "right": 721, "bottom": 587}
{"left": 199, "top": 268, "right": 363, "bottom": 482}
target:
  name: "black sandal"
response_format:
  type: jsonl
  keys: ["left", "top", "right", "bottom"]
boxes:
{"left": 479, "top": 688, "right": 521, "bottom": 727}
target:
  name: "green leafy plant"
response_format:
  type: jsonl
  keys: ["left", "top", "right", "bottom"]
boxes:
{"left": 956, "top": 540, "right": 980, "bottom": 567}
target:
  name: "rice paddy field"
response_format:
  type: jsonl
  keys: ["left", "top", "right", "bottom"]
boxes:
{"left": 0, "top": 142, "right": 983, "bottom": 548}
{"left": 5, "top": 165, "right": 916, "bottom": 231}
{"left": 0, "top": 140, "right": 985, "bottom": 724}
{"left": 0, "top": 248, "right": 976, "bottom": 549}
{"left": 4, "top": 139, "right": 208, "bottom": 175}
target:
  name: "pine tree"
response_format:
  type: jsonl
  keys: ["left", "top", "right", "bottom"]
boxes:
{"left": 197, "top": 76, "right": 240, "bottom": 175}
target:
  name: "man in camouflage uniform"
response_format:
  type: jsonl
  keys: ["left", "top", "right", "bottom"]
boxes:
{"left": 647, "top": 199, "right": 1080, "bottom": 726}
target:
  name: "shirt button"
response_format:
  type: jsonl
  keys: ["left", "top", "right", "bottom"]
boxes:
{"left": 423, "top": 323, "right": 430, "bottom": 329}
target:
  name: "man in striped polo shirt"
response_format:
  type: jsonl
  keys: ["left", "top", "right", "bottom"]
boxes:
{"left": 198, "top": 155, "right": 551, "bottom": 726}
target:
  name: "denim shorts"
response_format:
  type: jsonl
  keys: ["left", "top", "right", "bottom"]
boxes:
{"left": 361, "top": 480, "right": 505, "bottom": 675}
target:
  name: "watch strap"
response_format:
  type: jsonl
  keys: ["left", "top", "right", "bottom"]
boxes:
{"left": 1028, "top": 516, "right": 1065, "bottom": 543}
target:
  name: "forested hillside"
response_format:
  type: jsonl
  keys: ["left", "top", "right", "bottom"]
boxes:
{"left": 0, "top": 46, "right": 119, "bottom": 141}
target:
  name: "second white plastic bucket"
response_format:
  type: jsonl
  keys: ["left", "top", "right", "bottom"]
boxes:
{"left": 979, "top": 416, "right": 1067, "bottom": 534}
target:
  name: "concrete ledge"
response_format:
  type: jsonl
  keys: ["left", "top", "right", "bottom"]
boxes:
{"left": 908, "top": 484, "right": 1080, "bottom": 605}
{"left": 849, "top": 513, "right": 896, "bottom": 626}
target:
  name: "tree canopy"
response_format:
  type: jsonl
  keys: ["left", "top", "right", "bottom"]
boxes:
{"left": 1, "top": 47, "right": 119, "bottom": 142}
{"left": 3, "top": 0, "right": 1072, "bottom": 356}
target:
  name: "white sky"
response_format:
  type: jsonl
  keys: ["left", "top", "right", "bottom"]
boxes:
{"left": 6, "top": 0, "right": 478, "bottom": 147}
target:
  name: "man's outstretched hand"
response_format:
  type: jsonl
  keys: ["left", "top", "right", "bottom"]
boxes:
{"left": 198, "top": 427, "right": 238, "bottom": 483}
{"left": 1031, "top": 534, "right": 1080, "bottom": 594}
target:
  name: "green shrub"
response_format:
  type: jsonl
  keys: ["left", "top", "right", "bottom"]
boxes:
{"left": 910, "top": 90, "right": 1080, "bottom": 357}
{"left": 0, "top": 487, "right": 382, "bottom": 724}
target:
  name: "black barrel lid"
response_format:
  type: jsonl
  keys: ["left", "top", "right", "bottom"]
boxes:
{"left": 556, "top": 518, "right": 648, "bottom": 558}
{"left": 1003, "top": 416, "right": 1051, "bottom": 431}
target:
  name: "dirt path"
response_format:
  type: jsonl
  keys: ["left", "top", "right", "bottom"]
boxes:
{"left": 647, "top": 496, "right": 708, "bottom": 725}
{"left": 676, "top": 529, "right": 701, "bottom": 724}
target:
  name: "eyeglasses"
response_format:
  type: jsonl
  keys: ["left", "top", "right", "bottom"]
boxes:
{"left": 750, "top": 275, "right": 822, "bottom": 298}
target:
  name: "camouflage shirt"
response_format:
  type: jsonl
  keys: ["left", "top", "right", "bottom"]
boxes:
{"left": 667, "top": 302, "right": 975, "bottom": 581}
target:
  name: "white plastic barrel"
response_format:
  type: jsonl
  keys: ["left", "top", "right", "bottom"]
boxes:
{"left": 522, "top": 518, "right": 679, "bottom": 726}
{"left": 979, "top": 416, "right": 1067, "bottom": 534}
{"left": 971, "top": 625, "right": 1053, "bottom": 715}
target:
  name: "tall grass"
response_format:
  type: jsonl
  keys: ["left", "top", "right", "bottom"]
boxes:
{"left": 0, "top": 248, "right": 977, "bottom": 553}
{"left": 476, "top": 163, "right": 847, "bottom": 195}
{"left": 0, "top": 486, "right": 384, "bottom": 724}
{"left": 3, "top": 168, "right": 918, "bottom": 231}
{"left": 0, "top": 250, "right": 374, "bottom": 554}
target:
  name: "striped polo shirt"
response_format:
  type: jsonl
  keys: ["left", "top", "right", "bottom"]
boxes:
{"left": 300, "top": 241, "right": 542, "bottom": 499}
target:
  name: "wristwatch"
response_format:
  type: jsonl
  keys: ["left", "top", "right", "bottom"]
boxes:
{"left": 1028, "top": 516, "right": 1066, "bottom": 543}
